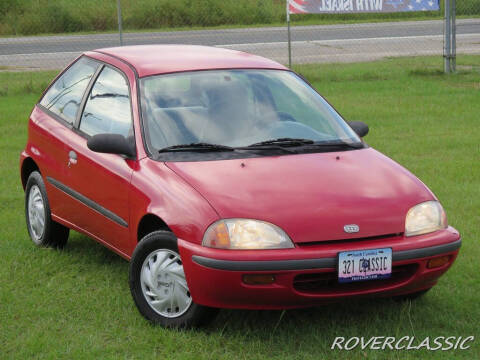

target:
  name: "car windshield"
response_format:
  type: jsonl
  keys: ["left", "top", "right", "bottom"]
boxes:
{"left": 140, "top": 69, "right": 360, "bottom": 152}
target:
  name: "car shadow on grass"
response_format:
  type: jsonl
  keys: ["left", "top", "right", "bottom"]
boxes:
{"left": 62, "top": 231, "right": 128, "bottom": 268}
{"left": 210, "top": 297, "right": 411, "bottom": 331}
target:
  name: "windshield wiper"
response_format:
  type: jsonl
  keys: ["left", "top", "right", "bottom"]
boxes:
{"left": 244, "top": 138, "right": 364, "bottom": 153}
{"left": 158, "top": 142, "right": 235, "bottom": 153}
{"left": 247, "top": 138, "right": 315, "bottom": 147}
{"left": 157, "top": 139, "right": 363, "bottom": 154}
{"left": 310, "top": 140, "right": 364, "bottom": 149}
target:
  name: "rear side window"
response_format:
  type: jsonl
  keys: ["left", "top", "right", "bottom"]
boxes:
{"left": 79, "top": 66, "right": 132, "bottom": 138}
{"left": 40, "top": 57, "right": 98, "bottom": 124}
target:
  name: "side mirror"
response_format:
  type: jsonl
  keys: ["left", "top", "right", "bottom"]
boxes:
{"left": 87, "top": 133, "right": 135, "bottom": 158}
{"left": 347, "top": 121, "right": 369, "bottom": 138}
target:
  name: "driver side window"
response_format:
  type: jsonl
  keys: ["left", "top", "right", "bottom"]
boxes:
{"left": 79, "top": 66, "right": 132, "bottom": 138}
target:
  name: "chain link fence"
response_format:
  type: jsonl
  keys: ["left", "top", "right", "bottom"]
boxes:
{"left": 0, "top": 0, "right": 479, "bottom": 71}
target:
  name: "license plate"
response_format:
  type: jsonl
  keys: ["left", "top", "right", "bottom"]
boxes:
{"left": 338, "top": 248, "right": 392, "bottom": 283}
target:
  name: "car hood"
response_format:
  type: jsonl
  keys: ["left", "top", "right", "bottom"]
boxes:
{"left": 165, "top": 148, "right": 435, "bottom": 243}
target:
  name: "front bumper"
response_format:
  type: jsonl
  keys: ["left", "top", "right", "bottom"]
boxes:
{"left": 179, "top": 227, "right": 461, "bottom": 309}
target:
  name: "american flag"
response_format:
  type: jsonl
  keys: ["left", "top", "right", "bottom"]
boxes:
{"left": 404, "top": 0, "right": 439, "bottom": 11}
{"left": 386, "top": 0, "right": 439, "bottom": 11}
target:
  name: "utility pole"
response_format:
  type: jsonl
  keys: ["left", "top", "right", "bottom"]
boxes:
{"left": 451, "top": 0, "right": 456, "bottom": 72}
{"left": 117, "top": 0, "right": 123, "bottom": 46}
{"left": 287, "top": 0, "right": 292, "bottom": 68}
{"left": 444, "top": 0, "right": 456, "bottom": 73}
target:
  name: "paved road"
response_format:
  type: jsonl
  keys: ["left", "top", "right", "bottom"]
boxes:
{"left": 1, "top": 19, "right": 479, "bottom": 70}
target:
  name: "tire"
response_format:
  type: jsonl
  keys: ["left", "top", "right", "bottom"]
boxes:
{"left": 129, "top": 230, "right": 218, "bottom": 328}
{"left": 25, "top": 171, "right": 69, "bottom": 248}
{"left": 393, "top": 287, "right": 432, "bottom": 301}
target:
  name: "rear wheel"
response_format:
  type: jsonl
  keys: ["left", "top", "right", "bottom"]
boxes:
{"left": 25, "top": 171, "right": 69, "bottom": 248}
{"left": 129, "top": 231, "right": 218, "bottom": 328}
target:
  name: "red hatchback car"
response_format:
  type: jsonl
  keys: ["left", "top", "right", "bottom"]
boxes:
{"left": 20, "top": 45, "right": 461, "bottom": 327}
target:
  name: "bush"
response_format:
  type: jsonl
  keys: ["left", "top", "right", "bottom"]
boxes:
{"left": 125, "top": 0, "right": 192, "bottom": 29}
{"left": 0, "top": 0, "right": 19, "bottom": 18}
{"left": 123, "top": 0, "right": 283, "bottom": 29}
{"left": 13, "top": 2, "right": 83, "bottom": 35}
{"left": 457, "top": 0, "right": 480, "bottom": 15}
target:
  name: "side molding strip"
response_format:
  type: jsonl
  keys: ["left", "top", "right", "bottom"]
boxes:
{"left": 47, "top": 176, "right": 128, "bottom": 228}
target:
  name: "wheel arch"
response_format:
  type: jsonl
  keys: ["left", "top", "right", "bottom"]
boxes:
{"left": 21, "top": 157, "right": 40, "bottom": 190}
{"left": 137, "top": 213, "right": 172, "bottom": 242}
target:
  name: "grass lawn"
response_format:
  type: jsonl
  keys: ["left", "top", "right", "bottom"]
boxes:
{"left": 0, "top": 56, "right": 479, "bottom": 359}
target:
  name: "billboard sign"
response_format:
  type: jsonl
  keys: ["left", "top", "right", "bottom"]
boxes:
{"left": 288, "top": 0, "right": 440, "bottom": 13}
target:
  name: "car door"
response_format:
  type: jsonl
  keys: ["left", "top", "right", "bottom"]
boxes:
{"left": 63, "top": 64, "right": 136, "bottom": 255}
{"left": 36, "top": 57, "right": 100, "bottom": 224}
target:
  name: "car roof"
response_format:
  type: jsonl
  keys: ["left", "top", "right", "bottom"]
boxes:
{"left": 87, "top": 45, "right": 288, "bottom": 78}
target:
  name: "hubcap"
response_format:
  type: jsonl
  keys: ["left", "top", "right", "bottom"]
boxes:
{"left": 27, "top": 185, "right": 45, "bottom": 243}
{"left": 140, "top": 249, "right": 192, "bottom": 318}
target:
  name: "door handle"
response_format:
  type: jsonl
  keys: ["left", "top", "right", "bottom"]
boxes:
{"left": 68, "top": 150, "right": 77, "bottom": 167}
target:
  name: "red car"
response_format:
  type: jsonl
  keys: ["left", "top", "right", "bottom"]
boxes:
{"left": 20, "top": 45, "right": 461, "bottom": 327}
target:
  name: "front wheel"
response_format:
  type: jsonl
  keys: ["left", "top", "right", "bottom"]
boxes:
{"left": 129, "top": 231, "right": 218, "bottom": 328}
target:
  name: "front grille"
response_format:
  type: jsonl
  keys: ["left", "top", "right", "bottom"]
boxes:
{"left": 296, "top": 233, "right": 402, "bottom": 247}
{"left": 293, "top": 264, "right": 418, "bottom": 294}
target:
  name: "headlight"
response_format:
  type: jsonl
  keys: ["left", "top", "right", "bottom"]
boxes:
{"left": 203, "top": 219, "right": 294, "bottom": 249}
{"left": 405, "top": 201, "right": 447, "bottom": 237}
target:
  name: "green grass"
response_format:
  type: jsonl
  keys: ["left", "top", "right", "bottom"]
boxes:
{"left": 1, "top": 56, "right": 479, "bottom": 359}
{"left": 1, "top": 0, "right": 479, "bottom": 36}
